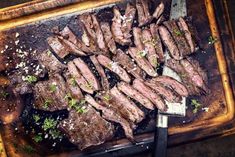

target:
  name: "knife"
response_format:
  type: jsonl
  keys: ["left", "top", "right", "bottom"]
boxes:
{"left": 153, "top": 0, "right": 187, "bottom": 157}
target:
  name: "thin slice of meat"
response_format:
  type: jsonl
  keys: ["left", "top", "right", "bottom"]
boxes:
{"left": 177, "top": 17, "right": 195, "bottom": 52}
{"left": 85, "top": 95, "right": 134, "bottom": 141}
{"left": 110, "top": 87, "right": 144, "bottom": 123}
{"left": 151, "top": 76, "right": 188, "bottom": 97}
{"left": 91, "top": 14, "right": 109, "bottom": 53}
{"left": 58, "top": 108, "right": 114, "bottom": 150}
{"left": 163, "top": 20, "right": 191, "bottom": 56}
{"left": 142, "top": 29, "right": 159, "bottom": 68}
{"left": 97, "top": 55, "right": 131, "bottom": 83}
{"left": 158, "top": 26, "right": 181, "bottom": 60}
{"left": 132, "top": 79, "right": 166, "bottom": 111}
{"left": 150, "top": 24, "right": 164, "bottom": 62}
{"left": 133, "top": 27, "right": 145, "bottom": 50}
{"left": 153, "top": 2, "right": 164, "bottom": 20}
{"left": 136, "top": 0, "right": 153, "bottom": 26}
{"left": 34, "top": 74, "right": 69, "bottom": 111}
{"left": 128, "top": 47, "right": 158, "bottom": 77}
{"left": 100, "top": 22, "right": 117, "bottom": 54}
{"left": 90, "top": 55, "right": 109, "bottom": 90}
{"left": 73, "top": 58, "right": 100, "bottom": 91}
{"left": 68, "top": 61, "right": 94, "bottom": 94}
{"left": 37, "top": 49, "right": 66, "bottom": 74}
{"left": 122, "top": 3, "right": 136, "bottom": 41}
{"left": 145, "top": 80, "right": 182, "bottom": 103}
{"left": 64, "top": 71, "right": 84, "bottom": 100}
{"left": 79, "top": 14, "right": 96, "bottom": 39}
{"left": 117, "top": 82, "right": 154, "bottom": 110}
{"left": 113, "top": 49, "right": 146, "bottom": 79}
{"left": 47, "top": 36, "right": 71, "bottom": 58}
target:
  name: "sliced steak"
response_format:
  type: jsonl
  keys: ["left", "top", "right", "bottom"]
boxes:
{"left": 110, "top": 86, "right": 145, "bottom": 123}
{"left": 85, "top": 95, "right": 134, "bottom": 140}
{"left": 150, "top": 24, "right": 164, "bottom": 62}
{"left": 73, "top": 58, "right": 100, "bottom": 91}
{"left": 100, "top": 22, "right": 117, "bottom": 54}
{"left": 136, "top": 0, "right": 153, "bottom": 26}
{"left": 90, "top": 55, "right": 109, "bottom": 90}
{"left": 142, "top": 29, "right": 159, "bottom": 68}
{"left": 132, "top": 79, "right": 166, "bottom": 111}
{"left": 177, "top": 17, "right": 195, "bottom": 53}
{"left": 37, "top": 50, "right": 66, "bottom": 74}
{"left": 64, "top": 71, "right": 84, "bottom": 100}
{"left": 59, "top": 108, "right": 114, "bottom": 150}
{"left": 67, "top": 61, "right": 94, "bottom": 94}
{"left": 117, "top": 82, "right": 154, "bottom": 110}
{"left": 163, "top": 20, "right": 191, "bottom": 56}
{"left": 133, "top": 27, "right": 144, "bottom": 50}
{"left": 34, "top": 74, "right": 68, "bottom": 111}
{"left": 158, "top": 26, "right": 181, "bottom": 60}
{"left": 113, "top": 49, "right": 146, "bottom": 79}
{"left": 145, "top": 80, "right": 181, "bottom": 103}
{"left": 128, "top": 47, "right": 157, "bottom": 77}
{"left": 153, "top": 2, "right": 164, "bottom": 20}
{"left": 151, "top": 76, "right": 188, "bottom": 97}
{"left": 97, "top": 55, "right": 131, "bottom": 83}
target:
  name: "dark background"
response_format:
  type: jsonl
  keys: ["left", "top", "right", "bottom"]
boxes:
{"left": 0, "top": 0, "right": 235, "bottom": 157}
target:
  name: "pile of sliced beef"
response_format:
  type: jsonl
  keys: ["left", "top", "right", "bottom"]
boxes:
{"left": 30, "top": 0, "right": 208, "bottom": 150}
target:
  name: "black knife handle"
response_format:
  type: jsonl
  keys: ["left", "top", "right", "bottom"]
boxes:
{"left": 153, "top": 127, "right": 168, "bottom": 157}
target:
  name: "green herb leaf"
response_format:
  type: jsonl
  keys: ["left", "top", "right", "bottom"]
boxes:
{"left": 70, "top": 77, "right": 77, "bottom": 86}
{"left": 47, "top": 50, "right": 52, "bottom": 56}
{"left": 208, "top": 35, "right": 217, "bottom": 45}
{"left": 21, "top": 145, "right": 36, "bottom": 154}
{"left": 0, "top": 91, "right": 9, "bottom": 99}
{"left": 85, "top": 81, "right": 93, "bottom": 89}
{"left": 42, "top": 118, "right": 57, "bottom": 131}
{"left": 33, "top": 114, "right": 40, "bottom": 123}
{"left": 43, "top": 99, "right": 52, "bottom": 109}
{"left": 24, "top": 75, "right": 37, "bottom": 84}
{"left": 173, "top": 29, "right": 183, "bottom": 36}
{"left": 49, "top": 84, "right": 57, "bottom": 92}
{"left": 137, "top": 50, "right": 147, "bottom": 58}
{"left": 49, "top": 130, "right": 62, "bottom": 139}
{"left": 103, "top": 94, "right": 112, "bottom": 102}
{"left": 191, "top": 99, "right": 202, "bottom": 113}
{"left": 33, "top": 134, "right": 43, "bottom": 143}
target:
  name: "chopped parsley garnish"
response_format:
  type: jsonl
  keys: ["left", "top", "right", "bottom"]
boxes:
{"left": 49, "top": 130, "right": 62, "bottom": 139}
{"left": 33, "top": 114, "right": 40, "bottom": 123}
{"left": 66, "top": 94, "right": 86, "bottom": 113}
{"left": 0, "top": 91, "right": 9, "bottom": 99}
{"left": 152, "top": 58, "right": 159, "bottom": 68}
{"left": 137, "top": 50, "right": 147, "bottom": 58}
{"left": 47, "top": 50, "right": 52, "bottom": 56}
{"left": 42, "top": 118, "right": 57, "bottom": 131}
{"left": 191, "top": 99, "right": 202, "bottom": 113}
{"left": 13, "top": 143, "right": 36, "bottom": 154}
{"left": 49, "top": 84, "right": 57, "bottom": 92}
{"left": 85, "top": 81, "right": 93, "bottom": 89}
{"left": 43, "top": 99, "right": 52, "bottom": 109}
{"left": 103, "top": 94, "right": 112, "bottom": 102}
{"left": 24, "top": 75, "right": 37, "bottom": 83}
{"left": 208, "top": 35, "right": 217, "bottom": 45}
{"left": 33, "top": 134, "right": 43, "bottom": 143}
{"left": 70, "top": 77, "right": 77, "bottom": 86}
{"left": 64, "top": 93, "right": 72, "bottom": 100}
{"left": 173, "top": 29, "right": 184, "bottom": 36}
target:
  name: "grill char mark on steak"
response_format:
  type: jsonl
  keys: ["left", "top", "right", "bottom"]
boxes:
{"left": 67, "top": 61, "right": 94, "bottom": 94}
{"left": 90, "top": 55, "right": 109, "bottom": 90}
{"left": 132, "top": 79, "right": 166, "bottom": 111}
{"left": 112, "top": 49, "right": 146, "bottom": 79}
{"left": 136, "top": 0, "right": 153, "bottom": 27}
{"left": 158, "top": 26, "right": 181, "bottom": 60}
{"left": 85, "top": 95, "right": 134, "bottom": 141}
{"left": 59, "top": 108, "right": 114, "bottom": 150}
{"left": 34, "top": 74, "right": 68, "bottom": 111}
{"left": 117, "top": 82, "right": 154, "bottom": 110}
{"left": 128, "top": 47, "right": 158, "bottom": 77}
{"left": 97, "top": 55, "right": 131, "bottom": 83}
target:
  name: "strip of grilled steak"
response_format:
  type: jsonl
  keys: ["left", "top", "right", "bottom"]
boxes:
{"left": 90, "top": 55, "right": 109, "bottom": 90}
{"left": 150, "top": 24, "right": 164, "bottom": 62}
{"left": 128, "top": 47, "right": 158, "bottom": 77}
{"left": 68, "top": 61, "right": 94, "bottom": 94}
{"left": 136, "top": 0, "right": 153, "bottom": 26}
{"left": 79, "top": 14, "right": 96, "bottom": 39}
{"left": 133, "top": 27, "right": 145, "bottom": 50}
{"left": 113, "top": 49, "right": 146, "bottom": 79}
{"left": 64, "top": 71, "right": 84, "bottom": 100}
{"left": 132, "top": 79, "right": 166, "bottom": 111}
{"left": 97, "top": 55, "right": 131, "bottom": 83}
{"left": 100, "top": 22, "right": 117, "bottom": 54}
{"left": 34, "top": 74, "right": 68, "bottom": 111}
{"left": 85, "top": 95, "right": 134, "bottom": 140}
{"left": 37, "top": 50, "right": 66, "bottom": 74}
{"left": 163, "top": 20, "right": 191, "bottom": 56}
{"left": 177, "top": 17, "right": 195, "bottom": 52}
{"left": 151, "top": 76, "right": 188, "bottom": 97}
{"left": 110, "top": 86, "right": 145, "bottom": 123}
{"left": 142, "top": 29, "right": 159, "bottom": 68}
{"left": 117, "top": 82, "right": 154, "bottom": 110}
{"left": 73, "top": 58, "right": 100, "bottom": 91}
{"left": 158, "top": 26, "right": 181, "bottom": 60}
{"left": 59, "top": 108, "right": 114, "bottom": 150}
{"left": 145, "top": 80, "right": 181, "bottom": 103}
{"left": 153, "top": 2, "right": 164, "bottom": 20}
